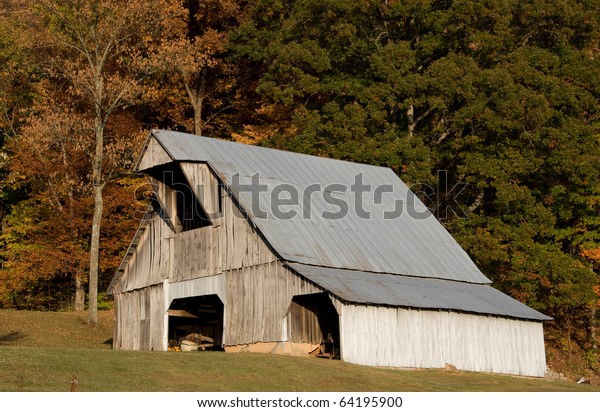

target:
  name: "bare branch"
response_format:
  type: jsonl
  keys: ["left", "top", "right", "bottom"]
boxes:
{"left": 467, "top": 190, "right": 485, "bottom": 214}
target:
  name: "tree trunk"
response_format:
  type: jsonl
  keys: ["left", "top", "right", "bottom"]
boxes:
{"left": 74, "top": 274, "right": 85, "bottom": 311}
{"left": 193, "top": 98, "right": 203, "bottom": 136}
{"left": 88, "top": 179, "right": 103, "bottom": 326}
{"left": 187, "top": 69, "right": 207, "bottom": 136}
{"left": 406, "top": 105, "right": 415, "bottom": 138}
{"left": 88, "top": 99, "right": 105, "bottom": 327}
{"left": 567, "top": 320, "right": 572, "bottom": 363}
{"left": 406, "top": 104, "right": 433, "bottom": 139}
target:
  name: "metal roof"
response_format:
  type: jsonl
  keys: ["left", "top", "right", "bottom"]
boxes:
{"left": 287, "top": 263, "right": 551, "bottom": 321}
{"left": 148, "top": 129, "right": 490, "bottom": 284}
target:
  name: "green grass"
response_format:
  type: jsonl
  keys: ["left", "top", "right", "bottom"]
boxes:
{"left": 0, "top": 309, "right": 597, "bottom": 392}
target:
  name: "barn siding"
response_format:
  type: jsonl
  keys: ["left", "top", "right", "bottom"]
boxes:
{"left": 223, "top": 261, "right": 322, "bottom": 345}
{"left": 113, "top": 162, "right": 291, "bottom": 351}
{"left": 113, "top": 215, "right": 172, "bottom": 294}
{"left": 172, "top": 227, "right": 220, "bottom": 281}
{"left": 115, "top": 162, "right": 278, "bottom": 293}
{"left": 168, "top": 274, "right": 227, "bottom": 304}
{"left": 216, "top": 166, "right": 278, "bottom": 271}
{"left": 339, "top": 304, "right": 546, "bottom": 377}
{"left": 180, "top": 163, "right": 220, "bottom": 217}
{"left": 137, "top": 137, "right": 172, "bottom": 171}
{"left": 113, "top": 283, "right": 165, "bottom": 351}
{"left": 285, "top": 299, "right": 322, "bottom": 344}
{"left": 147, "top": 176, "right": 177, "bottom": 227}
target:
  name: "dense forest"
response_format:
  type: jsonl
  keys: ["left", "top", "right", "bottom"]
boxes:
{"left": 1, "top": 0, "right": 599, "bottom": 374}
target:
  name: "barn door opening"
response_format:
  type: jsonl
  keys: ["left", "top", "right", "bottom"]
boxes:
{"left": 286, "top": 293, "right": 340, "bottom": 356}
{"left": 167, "top": 294, "right": 223, "bottom": 350}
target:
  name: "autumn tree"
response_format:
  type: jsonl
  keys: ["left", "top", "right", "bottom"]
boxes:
{"left": 0, "top": 0, "right": 39, "bottom": 226}
{"left": 1, "top": 102, "right": 94, "bottom": 309}
{"left": 29, "top": 0, "right": 158, "bottom": 324}
{"left": 0, "top": 100, "right": 143, "bottom": 309}
{"left": 139, "top": 0, "right": 244, "bottom": 137}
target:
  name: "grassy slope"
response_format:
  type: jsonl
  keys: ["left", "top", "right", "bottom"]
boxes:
{"left": 0, "top": 309, "right": 597, "bottom": 392}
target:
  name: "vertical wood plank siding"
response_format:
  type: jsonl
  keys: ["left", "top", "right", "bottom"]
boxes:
{"left": 117, "top": 216, "right": 172, "bottom": 293}
{"left": 115, "top": 162, "right": 278, "bottom": 293}
{"left": 137, "top": 137, "right": 172, "bottom": 171}
{"left": 114, "top": 162, "right": 291, "bottom": 350}
{"left": 285, "top": 299, "right": 322, "bottom": 344}
{"left": 168, "top": 275, "right": 227, "bottom": 304}
{"left": 172, "top": 163, "right": 278, "bottom": 282}
{"left": 180, "top": 163, "right": 220, "bottom": 216}
{"left": 339, "top": 304, "right": 546, "bottom": 377}
{"left": 223, "top": 261, "right": 322, "bottom": 345}
{"left": 147, "top": 176, "right": 177, "bottom": 225}
{"left": 113, "top": 284, "right": 165, "bottom": 351}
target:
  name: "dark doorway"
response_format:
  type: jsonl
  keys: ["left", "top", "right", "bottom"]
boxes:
{"left": 286, "top": 292, "right": 340, "bottom": 349}
{"left": 167, "top": 294, "right": 224, "bottom": 347}
{"left": 147, "top": 163, "right": 212, "bottom": 232}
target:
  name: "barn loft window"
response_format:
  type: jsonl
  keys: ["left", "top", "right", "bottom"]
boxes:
{"left": 176, "top": 182, "right": 211, "bottom": 231}
{"left": 147, "top": 163, "right": 212, "bottom": 232}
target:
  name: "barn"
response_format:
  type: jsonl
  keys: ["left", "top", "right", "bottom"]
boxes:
{"left": 107, "top": 129, "right": 551, "bottom": 377}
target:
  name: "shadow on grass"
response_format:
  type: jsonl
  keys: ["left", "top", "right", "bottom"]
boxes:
{"left": 0, "top": 331, "right": 26, "bottom": 345}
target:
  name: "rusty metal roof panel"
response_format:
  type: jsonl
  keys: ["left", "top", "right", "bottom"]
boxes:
{"left": 151, "top": 130, "right": 490, "bottom": 284}
{"left": 287, "top": 263, "right": 551, "bottom": 321}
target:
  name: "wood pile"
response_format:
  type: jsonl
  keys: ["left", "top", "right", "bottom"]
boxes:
{"left": 168, "top": 333, "right": 215, "bottom": 352}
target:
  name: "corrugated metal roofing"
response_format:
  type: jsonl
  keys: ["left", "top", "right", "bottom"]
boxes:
{"left": 148, "top": 129, "right": 490, "bottom": 284}
{"left": 287, "top": 263, "right": 551, "bottom": 321}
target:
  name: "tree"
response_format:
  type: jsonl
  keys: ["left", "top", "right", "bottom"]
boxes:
{"left": 0, "top": 0, "right": 39, "bottom": 226}
{"left": 33, "top": 0, "right": 155, "bottom": 324}
{"left": 3, "top": 103, "right": 93, "bottom": 310}
{"left": 140, "top": 0, "right": 244, "bottom": 136}
{"left": 0, "top": 86, "right": 143, "bottom": 312}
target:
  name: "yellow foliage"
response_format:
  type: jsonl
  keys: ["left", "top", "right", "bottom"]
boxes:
{"left": 582, "top": 248, "right": 600, "bottom": 263}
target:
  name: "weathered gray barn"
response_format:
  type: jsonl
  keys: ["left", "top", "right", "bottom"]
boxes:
{"left": 108, "top": 129, "right": 550, "bottom": 377}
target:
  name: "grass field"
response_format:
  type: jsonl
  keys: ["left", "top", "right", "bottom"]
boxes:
{"left": 0, "top": 309, "right": 597, "bottom": 392}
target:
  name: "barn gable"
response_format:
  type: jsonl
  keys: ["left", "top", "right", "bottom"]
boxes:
{"left": 137, "top": 134, "right": 172, "bottom": 171}
{"left": 109, "top": 159, "right": 281, "bottom": 294}
{"left": 109, "top": 130, "right": 550, "bottom": 377}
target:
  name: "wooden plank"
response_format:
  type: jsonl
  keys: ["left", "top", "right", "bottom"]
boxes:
{"left": 118, "top": 216, "right": 172, "bottom": 293}
{"left": 180, "top": 163, "right": 221, "bottom": 217}
{"left": 339, "top": 304, "right": 547, "bottom": 377}
{"left": 168, "top": 309, "right": 199, "bottom": 319}
{"left": 138, "top": 137, "right": 172, "bottom": 171}
{"left": 222, "top": 261, "right": 322, "bottom": 345}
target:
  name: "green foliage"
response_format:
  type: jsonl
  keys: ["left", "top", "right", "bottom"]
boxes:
{"left": 96, "top": 292, "right": 113, "bottom": 311}
{"left": 585, "top": 349, "right": 598, "bottom": 369}
{"left": 233, "top": 0, "right": 600, "bottom": 329}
